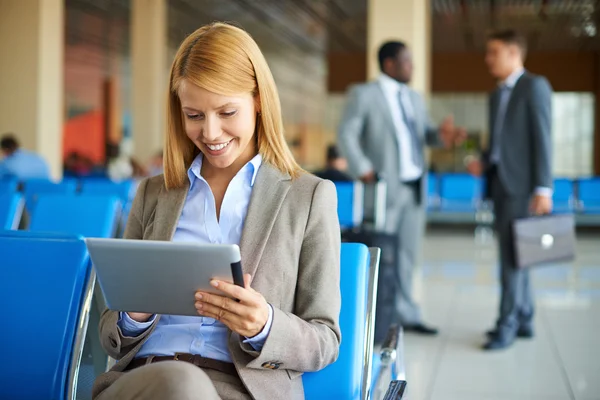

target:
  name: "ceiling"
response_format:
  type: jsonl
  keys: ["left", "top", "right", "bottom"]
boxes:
{"left": 64, "top": 0, "right": 600, "bottom": 63}
{"left": 432, "top": 0, "right": 600, "bottom": 52}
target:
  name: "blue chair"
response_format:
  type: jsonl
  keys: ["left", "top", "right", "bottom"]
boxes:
{"left": 0, "top": 177, "right": 19, "bottom": 194}
{"left": 0, "top": 231, "right": 94, "bottom": 400}
{"left": 334, "top": 181, "right": 365, "bottom": 229}
{"left": 304, "top": 244, "right": 404, "bottom": 400}
{"left": 426, "top": 173, "right": 439, "bottom": 211}
{"left": 0, "top": 193, "right": 24, "bottom": 229}
{"left": 80, "top": 179, "right": 134, "bottom": 204}
{"left": 29, "top": 194, "right": 121, "bottom": 238}
{"left": 439, "top": 173, "right": 481, "bottom": 212}
{"left": 578, "top": 177, "right": 600, "bottom": 214}
{"left": 553, "top": 178, "right": 575, "bottom": 213}
{"left": 23, "top": 179, "right": 78, "bottom": 210}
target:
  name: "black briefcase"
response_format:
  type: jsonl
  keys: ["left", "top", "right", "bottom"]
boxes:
{"left": 512, "top": 214, "right": 576, "bottom": 268}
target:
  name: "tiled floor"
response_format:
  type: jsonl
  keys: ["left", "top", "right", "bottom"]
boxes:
{"left": 403, "top": 229, "right": 600, "bottom": 400}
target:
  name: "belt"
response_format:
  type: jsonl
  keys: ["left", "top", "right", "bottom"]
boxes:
{"left": 125, "top": 353, "right": 238, "bottom": 376}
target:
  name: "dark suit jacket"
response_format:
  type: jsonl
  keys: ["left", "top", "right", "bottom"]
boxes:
{"left": 484, "top": 71, "right": 553, "bottom": 198}
{"left": 314, "top": 168, "right": 353, "bottom": 182}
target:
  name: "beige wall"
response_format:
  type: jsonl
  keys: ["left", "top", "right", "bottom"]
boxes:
{"left": 131, "top": 0, "right": 167, "bottom": 163}
{"left": 367, "top": 0, "right": 431, "bottom": 94}
{"left": 0, "top": 0, "right": 64, "bottom": 178}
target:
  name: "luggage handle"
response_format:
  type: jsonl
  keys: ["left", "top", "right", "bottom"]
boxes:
{"left": 361, "top": 180, "right": 387, "bottom": 231}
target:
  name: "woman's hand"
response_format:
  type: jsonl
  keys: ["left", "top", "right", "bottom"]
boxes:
{"left": 195, "top": 274, "right": 270, "bottom": 338}
{"left": 127, "top": 312, "right": 153, "bottom": 322}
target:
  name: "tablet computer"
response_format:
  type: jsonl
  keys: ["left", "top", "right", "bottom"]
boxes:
{"left": 86, "top": 238, "right": 244, "bottom": 317}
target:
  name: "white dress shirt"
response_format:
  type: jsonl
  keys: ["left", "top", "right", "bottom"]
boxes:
{"left": 379, "top": 73, "right": 423, "bottom": 181}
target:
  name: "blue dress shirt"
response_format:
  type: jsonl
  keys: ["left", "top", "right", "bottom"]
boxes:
{"left": 0, "top": 149, "right": 50, "bottom": 180}
{"left": 118, "top": 153, "right": 273, "bottom": 363}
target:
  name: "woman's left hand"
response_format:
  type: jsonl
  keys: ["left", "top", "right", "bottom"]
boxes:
{"left": 195, "top": 274, "right": 270, "bottom": 338}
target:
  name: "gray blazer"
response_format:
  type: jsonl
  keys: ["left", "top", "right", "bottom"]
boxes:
{"left": 92, "top": 164, "right": 342, "bottom": 400}
{"left": 337, "top": 81, "right": 441, "bottom": 206}
{"left": 485, "top": 71, "right": 553, "bottom": 197}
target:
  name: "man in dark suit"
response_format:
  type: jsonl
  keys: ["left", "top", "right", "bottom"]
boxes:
{"left": 467, "top": 29, "right": 553, "bottom": 350}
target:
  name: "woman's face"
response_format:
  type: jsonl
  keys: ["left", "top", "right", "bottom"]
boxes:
{"left": 178, "top": 79, "right": 259, "bottom": 171}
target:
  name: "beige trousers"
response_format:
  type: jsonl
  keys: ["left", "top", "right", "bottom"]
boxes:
{"left": 96, "top": 361, "right": 251, "bottom": 400}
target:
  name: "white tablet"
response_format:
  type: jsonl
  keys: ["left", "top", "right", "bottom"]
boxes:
{"left": 86, "top": 238, "right": 244, "bottom": 317}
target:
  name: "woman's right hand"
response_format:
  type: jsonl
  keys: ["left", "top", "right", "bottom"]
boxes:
{"left": 127, "top": 312, "right": 153, "bottom": 322}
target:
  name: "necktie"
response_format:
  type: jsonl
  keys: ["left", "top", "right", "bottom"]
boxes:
{"left": 398, "top": 89, "right": 423, "bottom": 169}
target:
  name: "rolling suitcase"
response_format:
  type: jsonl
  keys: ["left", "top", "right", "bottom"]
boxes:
{"left": 341, "top": 181, "right": 400, "bottom": 344}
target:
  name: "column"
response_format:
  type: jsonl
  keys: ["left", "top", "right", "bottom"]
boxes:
{"left": 0, "top": 0, "right": 64, "bottom": 179}
{"left": 131, "top": 0, "right": 167, "bottom": 163}
{"left": 367, "top": 0, "right": 431, "bottom": 95}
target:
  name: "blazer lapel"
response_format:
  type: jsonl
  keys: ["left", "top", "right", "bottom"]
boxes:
{"left": 504, "top": 72, "right": 527, "bottom": 118}
{"left": 152, "top": 182, "right": 189, "bottom": 241}
{"left": 239, "top": 164, "right": 291, "bottom": 278}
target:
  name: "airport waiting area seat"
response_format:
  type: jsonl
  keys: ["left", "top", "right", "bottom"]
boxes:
{"left": 0, "top": 232, "right": 94, "bottom": 400}
{"left": 427, "top": 173, "right": 440, "bottom": 211}
{"left": 28, "top": 194, "right": 121, "bottom": 238}
{"left": 304, "top": 244, "right": 405, "bottom": 400}
{"left": 23, "top": 178, "right": 78, "bottom": 211}
{"left": 0, "top": 193, "right": 24, "bottom": 230}
{"left": 578, "top": 177, "right": 600, "bottom": 214}
{"left": 421, "top": 173, "right": 600, "bottom": 226}
{"left": 0, "top": 177, "right": 19, "bottom": 194}
{"left": 553, "top": 178, "right": 575, "bottom": 213}
{"left": 438, "top": 174, "right": 481, "bottom": 213}
{"left": 335, "top": 181, "right": 365, "bottom": 229}
{"left": 80, "top": 179, "right": 134, "bottom": 204}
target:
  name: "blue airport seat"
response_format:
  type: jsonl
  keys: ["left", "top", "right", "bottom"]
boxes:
{"left": 334, "top": 181, "right": 364, "bottom": 229}
{"left": 553, "top": 178, "right": 575, "bottom": 213}
{"left": 29, "top": 194, "right": 121, "bottom": 238}
{"left": 0, "top": 177, "right": 19, "bottom": 194}
{"left": 23, "top": 179, "right": 78, "bottom": 210}
{"left": 304, "top": 245, "right": 403, "bottom": 399}
{"left": 427, "top": 173, "right": 440, "bottom": 210}
{"left": 0, "top": 232, "right": 93, "bottom": 400}
{"left": 439, "top": 173, "right": 481, "bottom": 212}
{"left": 0, "top": 193, "right": 24, "bottom": 229}
{"left": 304, "top": 243, "right": 370, "bottom": 399}
{"left": 578, "top": 177, "right": 600, "bottom": 214}
{"left": 80, "top": 179, "right": 134, "bottom": 204}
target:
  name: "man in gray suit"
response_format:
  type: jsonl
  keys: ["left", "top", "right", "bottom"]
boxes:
{"left": 467, "top": 29, "right": 553, "bottom": 350}
{"left": 338, "top": 41, "right": 465, "bottom": 335}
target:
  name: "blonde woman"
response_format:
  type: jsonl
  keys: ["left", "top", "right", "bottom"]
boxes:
{"left": 92, "top": 22, "right": 341, "bottom": 400}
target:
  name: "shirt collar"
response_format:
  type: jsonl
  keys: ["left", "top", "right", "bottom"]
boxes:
{"left": 501, "top": 68, "right": 525, "bottom": 89}
{"left": 379, "top": 73, "right": 407, "bottom": 93}
{"left": 187, "top": 152, "right": 263, "bottom": 188}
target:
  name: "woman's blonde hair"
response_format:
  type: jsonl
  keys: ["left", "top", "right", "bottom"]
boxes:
{"left": 163, "top": 22, "right": 301, "bottom": 189}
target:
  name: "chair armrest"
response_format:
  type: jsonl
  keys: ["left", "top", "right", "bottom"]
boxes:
{"left": 372, "top": 324, "right": 406, "bottom": 400}
{"left": 381, "top": 324, "right": 400, "bottom": 351}
{"left": 382, "top": 380, "right": 407, "bottom": 400}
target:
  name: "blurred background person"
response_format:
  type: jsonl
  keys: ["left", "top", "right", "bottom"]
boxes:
{"left": 0, "top": 133, "right": 50, "bottom": 180}
{"left": 314, "top": 144, "right": 352, "bottom": 182}
{"left": 338, "top": 40, "right": 466, "bottom": 336}
{"left": 147, "top": 149, "right": 164, "bottom": 177}
{"left": 467, "top": 29, "right": 553, "bottom": 351}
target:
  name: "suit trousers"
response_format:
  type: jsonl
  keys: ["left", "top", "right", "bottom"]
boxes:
{"left": 491, "top": 172, "right": 534, "bottom": 337}
{"left": 95, "top": 361, "right": 251, "bottom": 400}
{"left": 384, "top": 180, "right": 425, "bottom": 325}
